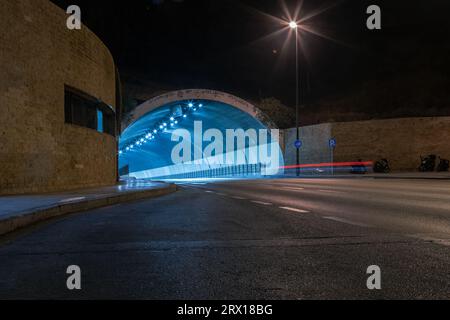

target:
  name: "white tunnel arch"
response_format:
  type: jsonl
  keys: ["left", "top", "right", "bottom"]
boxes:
{"left": 119, "top": 89, "right": 284, "bottom": 179}
{"left": 122, "top": 89, "right": 277, "bottom": 132}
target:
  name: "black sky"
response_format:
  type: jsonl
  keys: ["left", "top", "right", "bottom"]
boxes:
{"left": 51, "top": 0, "right": 450, "bottom": 108}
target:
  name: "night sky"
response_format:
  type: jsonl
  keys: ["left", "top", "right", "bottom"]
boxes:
{"left": 51, "top": 0, "right": 450, "bottom": 119}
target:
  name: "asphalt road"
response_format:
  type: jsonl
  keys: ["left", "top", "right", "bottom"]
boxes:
{"left": 0, "top": 178, "right": 450, "bottom": 299}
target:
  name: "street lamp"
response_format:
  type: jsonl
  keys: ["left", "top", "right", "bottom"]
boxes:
{"left": 289, "top": 21, "right": 300, "bottom": 176}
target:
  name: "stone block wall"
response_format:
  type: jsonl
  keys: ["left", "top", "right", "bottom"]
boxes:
{"left": 283, "top": 117, "right": 450, "bottom": 172}
{"left": 0, "top": 0, "right": 117, "bottom": 194}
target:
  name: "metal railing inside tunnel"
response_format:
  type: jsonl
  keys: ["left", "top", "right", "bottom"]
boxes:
{"left": 152, "top": 163, "right": 268, "bottom": 180}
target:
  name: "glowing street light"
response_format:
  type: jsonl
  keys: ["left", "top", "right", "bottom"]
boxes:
{"left": 289, "top": 19, "right": 301, "bottom": 176}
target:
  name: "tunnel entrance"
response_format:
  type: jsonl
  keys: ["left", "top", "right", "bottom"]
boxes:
{"left": 119, "top": 90, "right": 284, "bottom": 180}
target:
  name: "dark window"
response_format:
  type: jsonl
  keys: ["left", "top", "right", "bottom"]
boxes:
{"left": 99, "top": 102, "right": 116, "bottom": 136}
{"left": 64, "top": 86, "right": 116, "bottom": 137}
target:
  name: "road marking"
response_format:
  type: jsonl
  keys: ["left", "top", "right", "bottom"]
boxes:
{"left": 216, "top": 193, "right": 228, "bottom": 196}
{"left": 279, "top": 207, "right": 310, "bottom": 213}
{"left": 232, "top": 196, "right": 247, "bottom": 200}
{"left": 204, "top": 190, "right": 214, "bottom": 193}
{"left": 280, "top": 187, "right": 305, "bottom": 191}
{"left": 318, "top": 189, "right": 343, "bottom": 194}
{"left": 322, "top": 216, "right": 371, "bottom": 227}
{"left": 59, "top": 197, "right": 86, "bottom": 203}
{"left": 251, "top": 201, "right": 273, "bottom": 206}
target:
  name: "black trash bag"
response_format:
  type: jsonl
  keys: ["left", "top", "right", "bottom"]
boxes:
{"left": 418, "top": 154, "right": 437, "bottom": 172}
{"left": 373, "top": 159, "right": 390, "bottom": 173}
{"left": 437, "top": 157, "right": 449, "bottom": 172}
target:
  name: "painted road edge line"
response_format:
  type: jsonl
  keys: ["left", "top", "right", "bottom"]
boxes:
{"left": 279, "top": 207, "right": 310, "bottom": 213}
{"left": 318, "top": 189, "right": 344, "bottom": 194}
{"left": 251, "top": 201, "right": 273, "bottom": 206}
{"left": 280, "top": 187, "right": 306, "bottom": 191}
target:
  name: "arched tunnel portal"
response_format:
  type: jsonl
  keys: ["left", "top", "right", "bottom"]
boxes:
{"left": 119, "top": 90, "right": 284, "bottom": 180}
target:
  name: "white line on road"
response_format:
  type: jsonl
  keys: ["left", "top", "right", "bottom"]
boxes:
{"left": 59, "top": 197, "right": 86, "bottom": 203}
{"left": 280, "top": 187, "right": 305, "bottom": 191}
{"left": 251, "top": 201, "right": 273, "bottom": 206}
{"left": 216, "top": 193, "right": 228, "bottom": 196}
{"left": 232, "top": 196, "right": 247, "bottom": 200}
{"left": 204, "top": 191, "right": 214, "bottom": 193}
{"left": 322, "top": 216, "right": 371, "bottom": 228}
{"left": 279, "top": 207, "right": 310, "bottom": 213}
{"left": 318, "top": 189, "right": 343, "bottom": 194}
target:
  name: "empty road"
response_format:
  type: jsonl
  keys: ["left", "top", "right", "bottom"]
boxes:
{"left": 1, "top": 177, "right": 450, "bottom": 299}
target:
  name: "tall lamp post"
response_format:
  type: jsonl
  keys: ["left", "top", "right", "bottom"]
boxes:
{"left": 289, "top": 21, "right": 300, "bottom": 176}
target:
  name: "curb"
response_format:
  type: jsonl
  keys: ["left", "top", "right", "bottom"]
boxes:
{"left": 280, "top": 174, "right": 450, "bottom": 180}
{"left": 367, "top": 174, "right": 450, "bottom": 180}
{"left": 0, "top": 184, "right": 178, "bottom": 237}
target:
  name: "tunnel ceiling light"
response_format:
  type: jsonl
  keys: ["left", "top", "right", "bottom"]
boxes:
{"left": 120, "top": 102, "right": 205, "bottom": 155}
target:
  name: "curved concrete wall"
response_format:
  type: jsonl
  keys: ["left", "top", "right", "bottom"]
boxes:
{"left": 0, "top": 0, "right": 117, "bottom": 194}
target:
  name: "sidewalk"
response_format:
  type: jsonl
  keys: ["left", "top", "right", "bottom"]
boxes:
{"left": 365, "top": 172, "right": 450, "bottom": 179}
{"left": 281, "top": 172, "right": 450, "bottom": 180}
{"left": 0, "top": 180, "right": 177, "bottom": 236}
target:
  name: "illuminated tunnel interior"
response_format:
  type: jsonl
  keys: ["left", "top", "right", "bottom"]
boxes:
{"left": 119, "top": 100, "right": 284, "bottom": 180}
